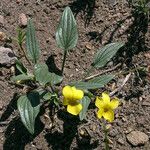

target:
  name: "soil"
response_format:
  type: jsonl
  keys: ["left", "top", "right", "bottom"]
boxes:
{"left": 0, "top": 0, "right": 150, "bottom": 150}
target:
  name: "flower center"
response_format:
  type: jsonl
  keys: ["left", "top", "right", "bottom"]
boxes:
{"left": 103, "top": 105, "right": 111, "bottom": 112}
{"left": 69, "top": 100, "right": 79, "bottom": 105}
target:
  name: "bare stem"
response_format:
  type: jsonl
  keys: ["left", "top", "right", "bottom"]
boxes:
{"left": 85, "top": 63, "right": 121, "bottom": 81}
{"left": 19, "top": 44, "right": 31, "bottom": 65}
{"left": 61, "top": 50, "right": 67, "bottom": 74}
{"left": 101, "top": 121, "right": 110, "bottom": 150}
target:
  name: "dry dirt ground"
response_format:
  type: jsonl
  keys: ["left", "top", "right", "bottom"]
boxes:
{"left": 0, "top": 0, "right": 150, "bottom": 150}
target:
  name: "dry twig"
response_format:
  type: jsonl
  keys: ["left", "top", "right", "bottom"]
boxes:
{"left": 85, "top": 63, "right": 121, "bottom": 81}
{"left": 110, "top": 73, "right": 131, "bottom": 97}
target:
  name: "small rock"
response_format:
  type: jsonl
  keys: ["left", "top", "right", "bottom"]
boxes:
{"left": 107, "top": 61, "right": 113, "bottom": 67}
{"left": 80, "top": 129, "right": 85, "bottom": 136}
{"left": 142, "top": 101, "right": 150, "bottom": 106}
{"left": 125, "top": 127, "right": 133, "bottom": 134}
{"left": 117, "top": 137, "right": 125, "bottom": 145}
{"left": 10, "top": 66, "right": 15, "bottom": 75}
{"left": 127, "top": 131, "right": 149, "bottom": 146}
{"left": 85, "top": 43, "right": 93, "bottom": 50}
{"left": 19, "top": 13, "right": 27, "bottom": 27}
{"left": 144, "top": 52, "right": 150, "bottom": 59}
{"left": 0, "top": 47, "right": 17, "bottom": 67}
{"left": 0, "top": 32, "right": 6, "bottom": 41}
{"left": 0, "top": 15, "right": 4, "bottom": 25}
{"left": 16, "top": 0, "right": 22, "bottom": 3}
{"left": 108, "top": 0, "right": 117, "bottom": 6}
{"left": 109, "top": 129, "right": 119, "bottom": 137}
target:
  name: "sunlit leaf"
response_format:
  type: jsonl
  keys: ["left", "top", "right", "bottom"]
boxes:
{"left": 89, "top": 75, "right": 114, "bottom": 85}
{"left": 70, "top": 81, "right": 104, "bottom": 90}
{"left": 92, "top": 42, "right": 124, "bottom": 68}
{"left": 17, "top": 92, "right": 40, "bottom": 134}
{"left": 34, "top": 63, "right": 51, "bottom": 86}
{"left": 11, "top": 74, "right": 33, "bottom": 82}
{"left": 56, "top": 6, "right": 78, "bottom": 51}
{"left": 79, "top": 96, "right": 91, "bottom": 121}
{"left": 34, "top": 63, "right": 63, "bottom": 86}
{"left": 26, "top": 19, "right": 40, "bottom": 64}
{"left": 43, "top": 92, "right": 52, "bottom": 101}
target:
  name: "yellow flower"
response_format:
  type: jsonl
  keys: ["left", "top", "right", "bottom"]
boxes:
{"left": 62, "top": 86, "right": 84, "bottom": 115}
{"left": 95, "top": 93, "right": 119, "bottom": 122}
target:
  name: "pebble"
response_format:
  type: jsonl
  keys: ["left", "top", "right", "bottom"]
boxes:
{"left": 125, "top": 127, "right": 133, "bottom": 134}
{"left": 109, "top": 129, "right": 119, "bottom": 137}
{"left": 85, "top": 43, "right": 93, "bottom": 50}
{"left": 0, "top": 100, "right": 4, "bottom": 110}
{"left": 19, "top": 13, "right": 28, "bottom": 27}
{"left": 0, "top": 15, "right": 4, "bottom": 25}
{"left": 16, "top": 0, "right": 22, "bottom": 3}
{"left": 142, "top": 101, "right": 150, "bottom": 106}
{"left": 0, "top": 47, "right": 17, "bottom": 67}
{"left": 117, "top": 137, "right": 125, "bottom": 145}
{"left": 127, "top": 131, "right": 149, "bottom": 146}
{"left": 0, "top": 32, "right": 6, "bottom": 41}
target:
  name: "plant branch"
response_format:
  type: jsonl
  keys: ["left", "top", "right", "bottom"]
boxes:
{"left": 19, "top": 44, "right": 31, "bottom": 65}
{"left": 110, "top": 73, "right": 131, "bottom": 97}
{"left": 85, "top": 63, "right": 121, "bottom": 81}
{"left": 101, "top": 121, "right": 110, "bottom": 150}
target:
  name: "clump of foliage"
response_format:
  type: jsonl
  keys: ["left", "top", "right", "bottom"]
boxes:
{"left": 131, "top": 0, "right": 150, "bottom": 16}
{"left": 11, "top": 6, "right": 124, "bottom": 149}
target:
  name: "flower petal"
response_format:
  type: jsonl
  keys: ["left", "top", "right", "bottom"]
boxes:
{"left": 67, "top": 103, "right": 82, "bottom": 115}
{"left": 103, "top": 110, "right": 114, "bottom": 122}
{"left": 95, "top": 97, "right": 105, "bottom": 109}
{"left": 102, "top": 92, "right": 110, "bottom": 103}
{"left": 62, "top": 86, "right": 73, "bottom": 100}
{"left": 110, "top": 98, "right": 119, "bottom": 109}
{"left": 97, "top": 108, "right": 104, "bottom": 119}
{"left": 72, "top": 87, "right": 84, "bottom": 100}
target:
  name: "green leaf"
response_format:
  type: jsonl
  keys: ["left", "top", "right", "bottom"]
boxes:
{"left": 70, "top": 82, "right": 104, "bottom": 90}
{"left": 34, "top": 63, "right": 51, "bottom": 86}
{"left": 49, "top": 73, "right": 63, "bottom": 85}
{"left": 17, "top": 92, "right": 40, "bottom": 134}
{"left": 56, "top": 6, "right": 78, "bottom": 51}
{"left": 70, "top": 75, "right": 114, "bottom": 90}
{"left": 17, "top": 28, "right": 26, "bottom": 46}
{"left": 43, "top": 92, "right": 52, "bottom": 101}
{"left": 11, "top": 74, "right": 33, "bottom": 82}
{"left": 26, "top": 19, "right": 40, "bottom": 64}
{"left": 89, "top": 75, "right": 114, "bottom": 86}
{"left": 16, "top": 59, "right": 27, "bottom": 74}
{"left": 92, "top": 42, "right": 124, "bottom": 68}
{"left": 34, "top": 63, "right": 63, "bottom": 86}
{"left": 79, "top": 96, "right": 91, "bottom": 121}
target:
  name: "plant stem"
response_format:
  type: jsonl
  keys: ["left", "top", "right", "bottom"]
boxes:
{"left": 104, "top": 125, "right": 109, "bottom": 150}
{"left": 102, "top": 121, "right": 110, "bottom": 150}
{"left": 19, "top": 44, "right": 31, "bottom": 65}
{"left": 61, "top": 50, "right": 67, "bottom": 74}
{"left": 115, "top": 66, "right": 145, "bottom": 76}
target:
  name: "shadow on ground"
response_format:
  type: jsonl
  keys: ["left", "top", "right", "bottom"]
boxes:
{"left": 68, "top": 0, "right": 96, "bottom": 27}
{"left": 45, "top": 110, "right": 99, "bottom": 150}
{"left": 46, "top": 55, "right": 62, "bottom": 76}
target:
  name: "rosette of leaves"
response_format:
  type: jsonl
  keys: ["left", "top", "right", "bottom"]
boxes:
{"left": 11, "top": 6, "right": 125, "bottom": 134}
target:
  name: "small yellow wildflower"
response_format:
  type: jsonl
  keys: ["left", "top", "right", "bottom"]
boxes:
{"left": 95, "top": 92, "right": 119, "bottom": 122}
{"left": 62, "top": 85, "right": 84, "bottom": 115}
